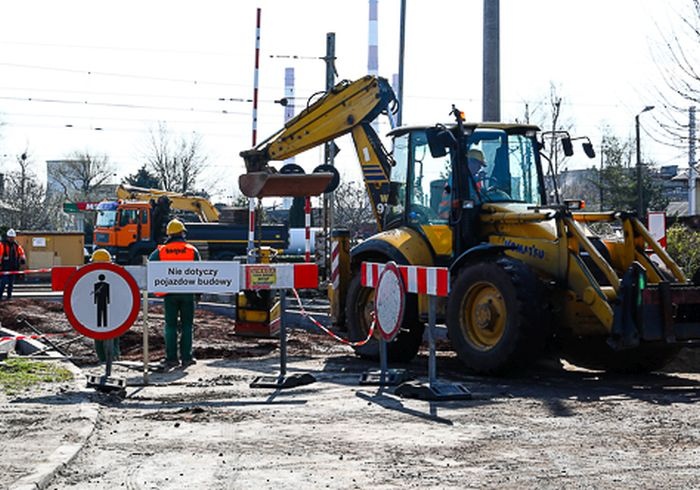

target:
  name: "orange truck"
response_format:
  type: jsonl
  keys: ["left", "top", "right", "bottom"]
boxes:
{"left": 93, "top": 185, "right": 288, "bottom": 265}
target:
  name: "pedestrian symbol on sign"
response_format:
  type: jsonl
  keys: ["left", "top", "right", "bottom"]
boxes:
{"left": 93, "top": 274, "right": 110, "bottom": 328}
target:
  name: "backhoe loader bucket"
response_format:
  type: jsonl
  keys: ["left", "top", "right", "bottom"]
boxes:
{"left": 239, "top": 172, "right": 334, "bottom": 198}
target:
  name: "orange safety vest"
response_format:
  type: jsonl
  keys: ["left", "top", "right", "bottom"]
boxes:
{"left": 157, "top": 241, "right": 198, "bottom": 261}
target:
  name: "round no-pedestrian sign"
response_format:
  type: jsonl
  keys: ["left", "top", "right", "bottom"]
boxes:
{"left": 374, "top": 262, "right": 405, "bottom": 342}
{"left": 63, "top": 262, "right": 140, "bottom": 340}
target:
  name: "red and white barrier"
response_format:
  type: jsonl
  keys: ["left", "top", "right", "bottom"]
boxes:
{"left": 0, "top": 268, "right": 53, "bottom": 276}
{"left": 359, "top": 261, "right": 469, "bottom": 398}
{"left": 242, "top": 262, "right": 318, "bottom": 290}
{"left": 0, "top": 332, "right": 68, "bottom": 342}
{"left": 304, "top": 197, "right": 312, "bottom": 263}
{"left": 361, "top": 262, "right": 450, "bottom": 297}
{"left": 330, "top": 240, "right": 340, "bottom": 291}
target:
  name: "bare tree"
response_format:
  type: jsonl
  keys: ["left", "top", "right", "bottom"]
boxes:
{"left": 144, "top": 122, "right": 208, "bottom": 193}
{"left": 518, "top": 83, "right": 574, "bottom": 178}
{"left": 333, "top": 180, "right": 377, "bottom": 241}
{"left": 52, "top": 151, "right": 115, "bottom": 201}
{"left": 4, "top": 151, "right": 55, "bottom": 229}
{"left": 649, "top": 1, "right": 700, "bottom": 148}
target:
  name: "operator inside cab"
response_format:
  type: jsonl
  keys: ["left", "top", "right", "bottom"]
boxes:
{"left": 437, "top": 149, "right": 486, "bottom": 219}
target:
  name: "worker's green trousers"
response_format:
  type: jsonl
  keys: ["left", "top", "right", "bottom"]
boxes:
{"left": 94, "top": 338, "right": 120, "bottom": 363}
{"left": 164, "top": 293, "right": 195, "bottom": 363}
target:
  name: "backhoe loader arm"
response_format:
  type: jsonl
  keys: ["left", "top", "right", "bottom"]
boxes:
{"left": 116, "top": 184, "right": 221, "bottom": 222}
{"left": 240, "top": 75, "right": 397, "bottom": 172}
{"left": 240, "top": 75, "right": 397, "bottom": 229}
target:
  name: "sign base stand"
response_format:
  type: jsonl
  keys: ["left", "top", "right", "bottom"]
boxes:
{"left": 395, "top": 297, "right": 471, "bottom": 401}
{"left": 250, "top": 373, "right": 316, "bottom": 389}
{"left": 86, "top": 374, "right": 126, "bottom": 394}
{"left": 394, "top": 381, "right": 471, "bottom": 401}
{"left": 358, "top": 339, "right": 410, "bottom": 386}
{"left": 248, "top": 291, "right": 316, "bottom": 390}
{"left": 359, "top": 368, "right": 409, "bottom": 386}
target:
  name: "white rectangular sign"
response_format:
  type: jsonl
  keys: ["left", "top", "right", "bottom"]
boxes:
{"left": 147, "top": 261, "right": 240, "bottom": 293}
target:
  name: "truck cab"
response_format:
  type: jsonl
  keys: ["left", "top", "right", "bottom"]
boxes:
{"left": 94, "top": 200, "right": 156, "bottom": 264}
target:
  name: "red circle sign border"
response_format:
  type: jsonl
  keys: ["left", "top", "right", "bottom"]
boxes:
{"left": 63, "top": 262, "right": 140, "bottom": 340}
{"left": 374, "top": 261, "right": 406, "bottom": 342}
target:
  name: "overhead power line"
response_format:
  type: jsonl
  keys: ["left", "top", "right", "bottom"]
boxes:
{"left": 0, "top": 95, "right": 251, "bottom": 115}
{"left": 0, "top": 62, "right": 244, "bottom": 88}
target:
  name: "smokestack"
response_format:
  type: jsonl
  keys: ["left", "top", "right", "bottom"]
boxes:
{"left": 482, "top": 0, "right": 500, "bottom": 121}
{"left": 368, "top": 0, "right": 379, "bottom": 76}
{"left": 284, "top": 67, "right": 295, "bottom": 164}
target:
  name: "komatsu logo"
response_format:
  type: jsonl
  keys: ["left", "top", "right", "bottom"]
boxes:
{"left": 504, "top": 239, "right": 545, "bottom": 260}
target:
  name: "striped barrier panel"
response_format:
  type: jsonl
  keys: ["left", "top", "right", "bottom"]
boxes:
{"left": 330, "top": 240, "right": 340, "bottom": 291}
{"left": 360, "top": 262, "right": 449, "bottom": 297}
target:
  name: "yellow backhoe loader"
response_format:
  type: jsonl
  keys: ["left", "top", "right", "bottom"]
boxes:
{"left": 240, "top": 75, "right": 700, "bottom": 374}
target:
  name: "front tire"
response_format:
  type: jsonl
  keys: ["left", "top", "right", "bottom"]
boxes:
{"left": 446, "top": 258, "right": 547, "bottom": 374}
{"left": 346, "top": 273, "right": 424, "bottom": 363}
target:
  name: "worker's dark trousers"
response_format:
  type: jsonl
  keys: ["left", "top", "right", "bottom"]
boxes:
{"left": 163, "top": 294, "right": 195, "bottom": 363}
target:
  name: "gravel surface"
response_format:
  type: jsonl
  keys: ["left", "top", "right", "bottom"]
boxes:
{"left": 3, "top": 299, "right": 700, "bottom": 489}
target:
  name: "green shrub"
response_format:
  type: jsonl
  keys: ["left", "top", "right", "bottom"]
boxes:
{"left": 666, "top": 223, "right": 700, "bottom": 278}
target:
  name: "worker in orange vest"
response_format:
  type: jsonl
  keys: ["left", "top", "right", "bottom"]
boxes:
{"left": 0, "top": 229, "right": 26, "bottom": 300}
{"left": 148, "top": 219, "right": 201, "bottom": 369}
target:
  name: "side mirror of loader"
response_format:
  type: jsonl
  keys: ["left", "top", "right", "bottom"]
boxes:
{"left": 582, "top": 142, "right": 596, "bottom": 158}
{"left": 426, "top": 127, "right": 450, "bottom": 158}
{"left": 561, "top": 137, "right": 574, "bottom": 157}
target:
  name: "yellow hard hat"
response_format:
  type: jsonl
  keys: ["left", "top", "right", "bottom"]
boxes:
{"left": 166, "top": 218, "right": 187, "bottom": 236}
{"left": 91, "top": 248, "right": 112, "bottom": 263}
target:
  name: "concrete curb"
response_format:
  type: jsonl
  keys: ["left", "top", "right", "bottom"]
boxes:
{"left": 2, "top": 327, "right": 100, "bottom": 490}
{"left": 10, "top": 403, "right": 99, "bottom": 490}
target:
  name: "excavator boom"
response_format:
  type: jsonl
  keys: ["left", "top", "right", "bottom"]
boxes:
{"left": 239, "top": 75, "right": 398, "bottom": 229}
{"left": 116, "top": 184, "right": 221, "bottom": 222}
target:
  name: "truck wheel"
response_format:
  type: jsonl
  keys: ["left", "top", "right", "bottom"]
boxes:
{"left": 446, "top": 258, "right": 546, "bottom": 375}
{"left": 345, "top": 273, "right": 424, "bottom": 363}
{"left": 559, "top": 337, "right": 681, "bottom": 373}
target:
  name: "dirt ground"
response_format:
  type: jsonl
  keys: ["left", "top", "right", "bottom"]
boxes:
{"left": 4, "top": 299, "right": 700, "bottom": 489}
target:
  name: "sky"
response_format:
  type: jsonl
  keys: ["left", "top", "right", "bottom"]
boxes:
{"left": 0, "top": 0, "right": 692, "bottom": 203}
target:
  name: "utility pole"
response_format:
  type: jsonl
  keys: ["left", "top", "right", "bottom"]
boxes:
{"left": 635, "top": 105, "right": 654, "bottom": 218}
{"left": 397, "top": 0, "right": 407, "bottom": 126}
{"left": 482, "top": 0, "right": 500, "bottom": 121}
{"left": 322, "top": 33, "right": 337, "bottom": 281}
{"left": 600, "top": 137, "right": 605, "bottom": 211}
{"left": 690, "top": 106, "right": 697, "bottom": 216}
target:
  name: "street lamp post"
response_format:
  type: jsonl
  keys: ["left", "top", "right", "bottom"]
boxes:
{"left": 635, "top": 105, "right": 655, "bottom": 218}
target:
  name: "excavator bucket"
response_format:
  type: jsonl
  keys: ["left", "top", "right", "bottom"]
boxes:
{"left": 239, "top": 172, "right": 334, "bottom": 198}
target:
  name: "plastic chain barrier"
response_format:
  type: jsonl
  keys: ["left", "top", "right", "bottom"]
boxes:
{"left": 290, "top": 288, "right": 375, "bottom": 347}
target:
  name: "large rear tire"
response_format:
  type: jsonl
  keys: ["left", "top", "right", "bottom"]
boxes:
{"left": 446, "top": 258, "right": 548, "bottom": 375}
{"left": 346, "top": 273, "right": 424, "bottom": 363}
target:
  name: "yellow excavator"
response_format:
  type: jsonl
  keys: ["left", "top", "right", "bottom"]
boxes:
{"left": 240, "top": 75, "right": 700, "bottom": 374}
{"left": 116, "top": 184, "right": 221, "bottom": 222}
